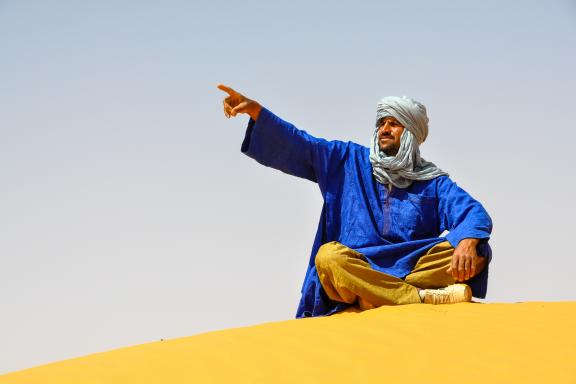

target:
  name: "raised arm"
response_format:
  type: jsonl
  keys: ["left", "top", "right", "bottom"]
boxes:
{"left": 217, "top": 84, "right": 349, "bottom": 191}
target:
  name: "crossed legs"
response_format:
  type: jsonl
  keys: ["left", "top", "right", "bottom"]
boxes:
{"left": 315, "top": 241, "right": 485, "bottom": 310}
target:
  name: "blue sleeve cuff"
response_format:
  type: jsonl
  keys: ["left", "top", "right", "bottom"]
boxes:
{"left": 241, "top": 107, "right": 273, "bottom": 155}
{"left": 445, "top": 227, "right": 491, "bottom": 249}
{"left": 241, "top": 118, "right": 256, "bottom": 153}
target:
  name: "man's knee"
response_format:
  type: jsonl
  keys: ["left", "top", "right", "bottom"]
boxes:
{"left": 314, "top": 241, "right": 349, "bottom": 271}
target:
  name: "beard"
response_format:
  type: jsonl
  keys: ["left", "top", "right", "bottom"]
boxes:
{"left": 378, "top": 141, "right": 399, "bottom": 156}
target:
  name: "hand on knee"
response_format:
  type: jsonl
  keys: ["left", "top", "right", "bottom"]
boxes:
{"left": 448, "top": 239, "right": 486, "bottom": 282}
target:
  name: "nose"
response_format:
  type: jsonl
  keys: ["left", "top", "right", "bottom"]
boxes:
{"left": 379, "top": 121, "right": 392, "bottom": 135}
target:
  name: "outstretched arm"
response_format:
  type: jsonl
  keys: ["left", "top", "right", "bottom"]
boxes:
{"left": 217, "top": 84, "right": 350, "bottom": 190}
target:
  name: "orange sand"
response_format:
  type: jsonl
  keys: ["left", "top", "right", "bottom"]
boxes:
{"left": 2, "top": 302, "right": 575, "bottom": 383}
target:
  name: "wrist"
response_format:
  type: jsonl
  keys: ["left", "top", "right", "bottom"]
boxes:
{"left": 458, "top": 238, "right": 480, "bottom": 248}
{"left": 248, "top": 102, "right": 262, "bottom": 121}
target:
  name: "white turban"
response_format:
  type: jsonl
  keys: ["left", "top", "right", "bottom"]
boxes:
{"left": 369, "top": 96, "right": 448, "bottom": 188}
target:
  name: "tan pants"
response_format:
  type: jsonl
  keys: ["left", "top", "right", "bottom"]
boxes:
{"left": 315, "top": 241, "right": 484, "bottom": 310}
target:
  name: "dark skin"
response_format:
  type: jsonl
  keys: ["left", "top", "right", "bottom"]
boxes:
{"left": 449, "top": 238, "right": 486, "bottom": 282}
{"left": 218, "top": 84, "right": 485, "bottom": 283}
{"left": 218, "top": 84, "right": 262, "bottom": 120}
{"left": 377, "top": 116, "right": 404, "bottom": 156}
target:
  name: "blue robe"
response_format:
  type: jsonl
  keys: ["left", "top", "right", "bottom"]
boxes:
{"left": 241, "top": 107, "right": 493, "bottom": 318}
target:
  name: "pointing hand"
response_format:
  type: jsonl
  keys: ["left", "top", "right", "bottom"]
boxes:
{"left": 217, "top": 84, "right": 262, "bottom": 121}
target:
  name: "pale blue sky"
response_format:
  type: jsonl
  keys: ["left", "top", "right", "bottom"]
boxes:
{"left": 1, "top": 0, "right": 575, "bottom": 373}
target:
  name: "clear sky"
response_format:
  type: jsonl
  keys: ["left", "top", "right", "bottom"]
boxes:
{"left": 1, "top": 0, "right": 575, "bottom": 373}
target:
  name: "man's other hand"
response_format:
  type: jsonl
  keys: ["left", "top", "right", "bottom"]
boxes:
{"left": 447, "top": 238, "right": 485, "bottom": 282}
{"left": 217, "top": 84, "right": 262, "bottom": 121}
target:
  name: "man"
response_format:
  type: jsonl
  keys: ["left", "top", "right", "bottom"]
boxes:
{"left": 218, "top": 84, "right": 493, "bottom": 318}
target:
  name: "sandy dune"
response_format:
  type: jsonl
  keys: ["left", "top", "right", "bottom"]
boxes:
{"left": 2, "top": 302, "right": 575, "bottom": 383}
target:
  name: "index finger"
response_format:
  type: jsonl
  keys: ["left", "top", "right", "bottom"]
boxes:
{"left": 217, "top": 84, "right": 238, "bottom": 96}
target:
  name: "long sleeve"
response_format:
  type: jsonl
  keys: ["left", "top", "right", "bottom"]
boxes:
{"left": 241, "top": 107, "right": 349, "bottom": 193}
{"left": 436, "top": 176, "right": 493, "bottom": 248}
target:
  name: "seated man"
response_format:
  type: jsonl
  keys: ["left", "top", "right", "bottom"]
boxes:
{"left": 218, "top": 84, "right": 493, "bottom": 318}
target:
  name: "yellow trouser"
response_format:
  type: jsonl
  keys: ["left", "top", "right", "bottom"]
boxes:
{"left": 315, "top": 241, "right": 484, "bottom": 310}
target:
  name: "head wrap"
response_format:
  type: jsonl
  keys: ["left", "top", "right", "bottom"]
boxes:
{"left": 369, "top": 96, "right": 448, "bottom": 188}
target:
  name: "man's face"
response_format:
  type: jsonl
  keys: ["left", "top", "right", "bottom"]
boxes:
{"left": 377, "top": 116, "right": 405, "bottom": 156}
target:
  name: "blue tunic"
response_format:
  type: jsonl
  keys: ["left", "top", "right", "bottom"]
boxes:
{"left": 241, "top": 107, "right": 493, "bottom": 318}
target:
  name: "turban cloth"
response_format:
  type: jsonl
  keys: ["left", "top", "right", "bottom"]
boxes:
{"left": 369, "top": 96, "right": 448, "bottom": 188}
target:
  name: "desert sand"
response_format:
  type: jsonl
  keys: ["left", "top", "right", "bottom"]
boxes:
{"left": 2, "top": 301, "right": 575, "bottom": 383}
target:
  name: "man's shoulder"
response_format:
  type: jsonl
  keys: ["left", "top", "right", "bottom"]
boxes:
{"left": 323, "top": 139, "right": 368, "bottom": 159}
{"left": 347, "top": 141, "right": 369, "bottom": 154}
{"left": 330, "top": 140, "right": 367, "bottom": 157}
